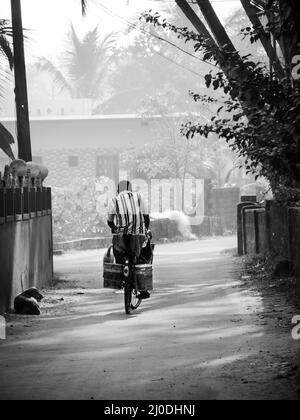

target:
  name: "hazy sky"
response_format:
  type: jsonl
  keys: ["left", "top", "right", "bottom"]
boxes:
{"left": 1, "top": 0, "right": 241, "bottom": 62}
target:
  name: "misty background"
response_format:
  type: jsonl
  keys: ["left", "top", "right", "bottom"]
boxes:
{"left": 0, "top": 0, "right": 269, "bottom": 243}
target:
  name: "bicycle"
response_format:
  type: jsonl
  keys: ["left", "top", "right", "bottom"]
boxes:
{"left": 123, "top": 255, "right": 142, "bottom": 315}
{"left": 103, "top": 235, "right": 154, "bottom": 315}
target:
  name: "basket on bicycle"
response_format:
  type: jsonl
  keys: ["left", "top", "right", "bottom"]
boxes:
{"left": 103, "top": 263, "right": 153, "bottom": 291}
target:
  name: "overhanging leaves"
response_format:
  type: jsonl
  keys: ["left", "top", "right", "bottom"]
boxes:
{"left": 0, "top": 19, "right": 13, "bottom": 70}
{"left": 142, "top": 2, "right": 300, "bottom": 203}
{"left": 0, "top": 123, "right": 15, "bottom": 160}
{"left": 0, "top": 34, "right": 13, "bottom": 70}
{"left": 81, "top": 0, "right": 88, "bottom": 16}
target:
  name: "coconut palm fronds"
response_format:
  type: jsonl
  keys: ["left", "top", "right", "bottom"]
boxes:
{"left": 0, "top": 122, "right": 15, "bottom": 160}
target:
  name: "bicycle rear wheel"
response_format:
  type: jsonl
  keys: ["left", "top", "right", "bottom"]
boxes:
{"left": 131, "top": 289, "right": 142, "bottom": 311}
{"left": 124, "top": 284, "right": 142, "bottom": 314}
{"left": 124, "top": 283, "right": 132, "bottom": 315}
{"left": 124, "top": 262, "right": 142, "bottom": 314}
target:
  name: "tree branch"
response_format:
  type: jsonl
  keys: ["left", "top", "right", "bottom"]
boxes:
{"left": 241, "top": 0, "right": 285, "bottom": 79}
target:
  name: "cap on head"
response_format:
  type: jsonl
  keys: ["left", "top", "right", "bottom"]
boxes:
{"left": 118, "top": 180, "right": 132, "bottom": 194}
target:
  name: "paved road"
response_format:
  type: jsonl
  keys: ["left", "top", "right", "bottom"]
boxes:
{"left": 0, "top": 237, "right": 298, "bottom": 400}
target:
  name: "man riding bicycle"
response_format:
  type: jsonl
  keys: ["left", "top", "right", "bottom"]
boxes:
{"left": 107, "top": 180, "right": 152, "bottom": 299}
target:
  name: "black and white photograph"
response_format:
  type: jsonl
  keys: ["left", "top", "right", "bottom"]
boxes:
{"left": 0, "top": 0, "right": 300, "bottom": 404}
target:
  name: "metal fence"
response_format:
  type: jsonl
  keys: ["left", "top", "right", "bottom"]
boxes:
{"left": 0, "top": 184, "right": 52, "bottom": 225}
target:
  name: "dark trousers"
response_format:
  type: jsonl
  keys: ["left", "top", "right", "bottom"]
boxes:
{"left": 113, "top": 234, "right": 153, "bottom": 265}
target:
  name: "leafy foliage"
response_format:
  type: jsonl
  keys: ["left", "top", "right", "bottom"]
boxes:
{"left": 81, "top": 0, "right": 88, "bottom": 16}
{"left": 141, "top": 5, "right": 300, "bottom": 204}
{"left": 0, "top": 19, "right": 13, "bottom": 71}
{"left": 36, "top": 25, "right": 117, "bottom": 109}
{"left": 0, "top": 19, "right": 14, "bottom": 101}
{"left": 0, "top": 19, "right": 14, "bottom": 159}
{"left": 121, "top": 91, "right": 237, "bottom": 185}
{"left": 102, "top": 11, "right": 210, "bottom": 115}
{"left": 0, "top": 122, "right": 15, "bottom": 160}
{"left": 52, "top": 178, "right": 110, "bottom": 242}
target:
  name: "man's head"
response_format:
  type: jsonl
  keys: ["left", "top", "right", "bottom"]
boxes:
{"left": 117, "top": 180, "right": 132, "bottom": 194}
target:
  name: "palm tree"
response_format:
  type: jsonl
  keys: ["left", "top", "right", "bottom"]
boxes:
{"left": 81, "top": 0, "right": 87, "bottom": 16}
{"left": 0, "top": 19, "right": 15, "bottom": 160}
{"left": 1, "top": 1, "right": 87, "bottom": 160}
{"left": 36, "top": 24, "right": 116, "bottom": 109}
{"left": 0, "top": 19, "right": 13, "bottom": 71}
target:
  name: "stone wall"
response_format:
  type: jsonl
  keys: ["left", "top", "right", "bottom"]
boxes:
{"left": 210, "top": 187, "right": 241, "bottom": 231}
{"left": 33, "top": 148, "right": 119, "bottom": 188}
{"left": 239, "top": 200, "right": 300, "bottom": 280}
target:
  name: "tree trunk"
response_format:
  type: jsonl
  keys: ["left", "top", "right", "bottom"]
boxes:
{"left": 174, "top": 0, "right": 239, "bottom": 80}
{"left": 240, "top": 0, "right": 285, "bottom": 79}
{"left": 279, "top": 0, "right": 300, "bottom": 66}
{"left": 175, "top": 0, "right": 258, "bottom": 114}
{"left": 195, "top": 0, "right": 236, "bottom": 54}
{"left": 175, "top": 0, "right": 217, "bottom": 49}
{"left": 11, "top": 0, "right": 32, "bottom": 162}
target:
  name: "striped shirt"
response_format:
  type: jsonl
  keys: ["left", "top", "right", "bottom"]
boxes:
{"left": 107, "top": 191, "right": 148, "bottom": 235}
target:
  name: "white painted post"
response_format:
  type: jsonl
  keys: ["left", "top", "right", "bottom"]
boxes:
{"left": 0, "top": 315, "right": 6, "bottom": 340}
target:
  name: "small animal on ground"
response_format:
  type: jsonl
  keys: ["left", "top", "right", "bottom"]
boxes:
{"left": 14, "top": 287, "right": 44, "bottom": 316}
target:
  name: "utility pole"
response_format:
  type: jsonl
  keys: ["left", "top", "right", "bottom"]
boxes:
{"left": 11, "top": 0, "right": 32, "bottom": 162}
